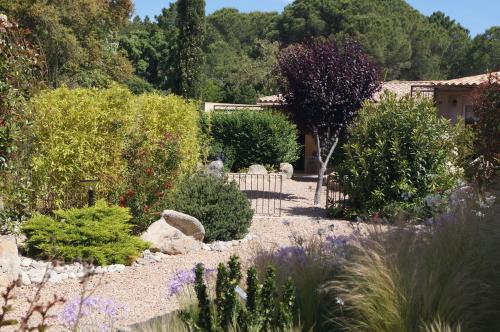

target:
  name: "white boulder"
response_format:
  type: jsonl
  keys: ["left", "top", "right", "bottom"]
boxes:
{"left": 141, "top": 218, "right": 201, "bottom": 255}
{"left": 248, "top": 164, "right": 267, "bottom": 174}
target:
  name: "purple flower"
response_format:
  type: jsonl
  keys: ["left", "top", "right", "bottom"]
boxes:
{"left": 60, "top": 296, "right": 127, "bottom": 331}
{"left": 167, "top": 266, "right": 216, "bottom": 297}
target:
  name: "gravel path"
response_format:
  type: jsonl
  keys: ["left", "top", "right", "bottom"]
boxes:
{"left": 9, "top": 175, "right": 354, "bottom": 330}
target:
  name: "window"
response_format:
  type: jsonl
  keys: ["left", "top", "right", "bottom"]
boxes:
{"left": 464, "top": 105, "right": 478, "bottom": 125}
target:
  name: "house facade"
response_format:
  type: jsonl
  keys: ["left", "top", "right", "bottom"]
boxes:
{"left": 257, "top": 71, "right": 499, "bottom": 173}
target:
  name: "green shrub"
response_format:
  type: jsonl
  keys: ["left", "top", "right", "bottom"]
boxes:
{"left": 21, "top": 200, "right": 149, "bottom": 265}
{"left": 210, "top": 110, "right": 300, "bottom": 170}
{"left": 325, "top": 184, "right": 500, "bottom": 332}
{"left": 168, "top": 175, "right": 253, "bottom": 242}
{"left": 29, "top": 87, "right": 200, "bottom": 229}
{"left": 339, "top": 93, "right": 470, "bottom": 220}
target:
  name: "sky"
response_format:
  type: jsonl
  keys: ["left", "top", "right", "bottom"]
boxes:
{"left": 133, "top": 0, "right": 500, "bottom": 36}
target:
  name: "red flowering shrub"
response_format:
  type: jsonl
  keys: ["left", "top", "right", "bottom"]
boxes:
{"left": 122, "top": 131, "right": 181, "bottom": 233}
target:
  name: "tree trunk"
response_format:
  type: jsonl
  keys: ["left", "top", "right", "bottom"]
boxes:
{"left": 314, "top": 164, "right": 327, "bottom": 206}
{"left": 312, "top": 130, "right": 339, "bottom": 206}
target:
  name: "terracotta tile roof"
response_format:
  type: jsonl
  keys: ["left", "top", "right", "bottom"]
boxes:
{"left": 372, "top": 81, "right": 438, "bottom": 102}
{"left": 256, "top": 71, "right": 499, "bottom": 105}
{"left": 432, "top": 71, "right": 500, "bottom": 87}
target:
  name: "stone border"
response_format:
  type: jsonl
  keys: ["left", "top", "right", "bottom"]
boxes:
{"left": 18, "top": 233, "right": 256, "bottom": 285}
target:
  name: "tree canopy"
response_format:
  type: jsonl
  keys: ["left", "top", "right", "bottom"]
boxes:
{"left": 0, "top": 0, "right": 498, "bottom": 103}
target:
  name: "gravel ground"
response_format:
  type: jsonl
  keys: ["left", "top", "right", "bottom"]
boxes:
{"left": 8, "top": 175, "right": 355, "bottom": 331}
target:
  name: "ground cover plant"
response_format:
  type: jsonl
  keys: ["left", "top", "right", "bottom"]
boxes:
{"left": 21, "top": 200, "right": 149, "bottom": 265}
{"left": 326, "top": 183, "right": 500, "bottom": 331}
{"left": 209, "top": 110, "right": 300, "bottom": 171}
{"left": 168, "top": 175, "right": 253, "bottom": 242}
{"left": 339, "top": 92, "right": 471, "bottom": 220}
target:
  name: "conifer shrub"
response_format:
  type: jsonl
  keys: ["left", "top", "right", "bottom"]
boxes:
{"left": 167, "top": 175, "right": 253, "bottom": 242}
{"left": 21, "top": 200, "right": 149, "bottom": 265}
{"left": 179, "top": 255, "right": 297, "bottom": 331}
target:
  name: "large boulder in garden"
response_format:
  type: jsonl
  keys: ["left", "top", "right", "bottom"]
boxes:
{"left": 248, "top": 164, "right": 267, "bottom": 174}
{"left": 280, "top": 163, "right": 294, "bottom": 179}
{"left": 0, "top": 236, "right": 20, "bottom": 287}
{"left": 141, "top": 218, "right": 201, "bottom": 255}
{"left": 162, "top": 210, "right": 205, "bottom": 241}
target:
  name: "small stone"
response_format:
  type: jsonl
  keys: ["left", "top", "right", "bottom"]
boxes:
{"left": 54, "top": 265, "right": 66, "bottom": 273}
{"left": 210, "top": 241, "right": 231, "bottom": 252}
{"left": 201, "top": 243, "right": 211, "bottom": 251}
{"left": 20, "top": 257, "right": 33, "bottom": 268}
{"left": 31, "top": 260, "right": 50, "bottom": 270}
{"left": 244, "top": 234, "right": 254, "bottom": 241}
{"left": 94, "top": 266, "right": 105, "bottom": 274}
{"left": 27, "top": 269, "right": 46, "bottom": 283}
{"left": 76, "top": 272, "right": 85, "bottom": 278}
{"left": 108, "top": 264, "right": 125, "bottom": 273}
{"left": 59, "top": 273, "right": 69, "bottom": 280}
{"left": 48, "top": 273, "right": 62, "bottom": 284}
{"left": 68, "top": 272, "right": 77, "bottom": 279}
{"left": 20, "top": 272, "right": 31, "bottom": 286}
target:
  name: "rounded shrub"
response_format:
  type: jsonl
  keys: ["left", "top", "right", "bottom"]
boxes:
{"left": 339, "top": 93, "right": 469, "bottom": 219}
{"left": 210, "top": 110, "right": 300, "bottom": 171}
{"left": 168, "top": 175, "right": 253, "bottom": 242}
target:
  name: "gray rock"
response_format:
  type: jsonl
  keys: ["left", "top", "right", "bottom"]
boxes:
{"left": 31, "top": 260, "right": 50, "bottom": 270}
{"left": 210, "top": 241, "right": 232, "bottom": 252}
{"left": 28, "top": 269, "right": 46, "bottom": 284}
{"left": 108, "top": 264, "right": 125, "bottom": 273}
{"left": 279, "top": 163, "right": 294, "bottom": 179}
{"left": 20, "top": 271, "right": 31, "bottom": 286}
{"left": 162, "top": 210, "right": 205, "bottom": 241}
{"left": 48, "top": 272, "right": 62, "bottom": 284}
{"left": 201, "top": 243, "right": 211, "bottom": 251}
{"left": 205, "top": 160, "right": 224, "bottom": 178}
{"left": 0, "top": 236, "right": 21, "bottom": 287}
{"left": 20, "top": 257, "right": 33, "bottom": 268}
{"left": 248, "top": 164, "right": 267, "bottom": 174}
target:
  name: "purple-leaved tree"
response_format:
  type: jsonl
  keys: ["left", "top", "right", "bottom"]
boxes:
{"left": 278, "top": 39, "right": 381, "bottom": 205}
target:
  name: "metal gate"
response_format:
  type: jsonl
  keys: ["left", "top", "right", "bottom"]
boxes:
{"left": 227, "top": 173, "right": 283, "bottom": 217}
{"left": 326, "top": 174, "right": 348, "bottom": 210}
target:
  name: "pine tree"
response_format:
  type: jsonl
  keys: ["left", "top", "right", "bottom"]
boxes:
{"left": 176, "top": 0, "right": 205, "bottom": 99}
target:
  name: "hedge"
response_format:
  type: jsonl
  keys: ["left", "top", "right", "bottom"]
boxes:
{"left": 29, "top": 86, "right": 200, "bottom": 218}
{"left": 209, "top": 110, "right": 300, "bottom": 171}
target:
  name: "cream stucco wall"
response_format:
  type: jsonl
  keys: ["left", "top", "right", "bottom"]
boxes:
{"left": 434, "top": 88, "right": 475, "bottom": 123}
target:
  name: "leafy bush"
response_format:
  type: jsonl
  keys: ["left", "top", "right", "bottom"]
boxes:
{"left": 21, "top": 200, "right": 149, "bottom": 265}
{"left": 339, "top": 93, "right": 470, "bottom": 220}
{"left": 325, "top": 184, "right": 500, "bottom": 332}
{"left": 168, "top": 175, "right": 253, "bottom": 242}
{"left": 210, "top": 110, "right": 300, "bottom": 171}
{"left": 0, "top": 14, "right": 44, "bottom": 232}
{"left": 29, "top": 87, "right": 200, "bottom": 229}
